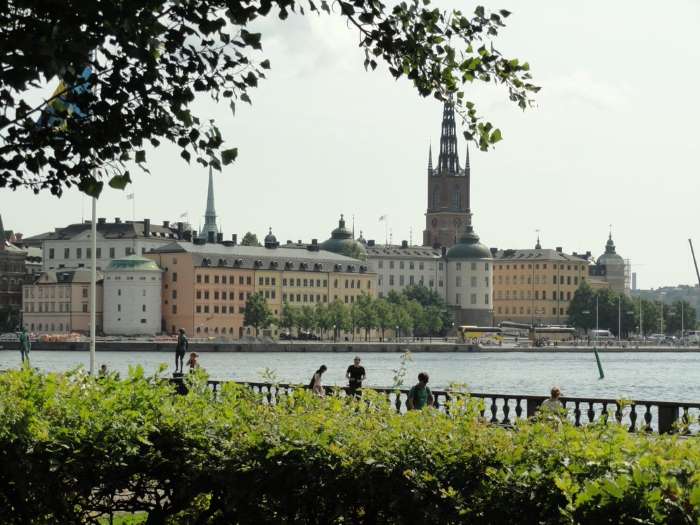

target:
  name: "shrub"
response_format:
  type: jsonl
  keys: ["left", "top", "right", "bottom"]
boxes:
{"left": 0, "top": 368, "right": 699, "bottom": 524}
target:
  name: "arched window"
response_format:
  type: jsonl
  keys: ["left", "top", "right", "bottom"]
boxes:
{"left": 452, "top": 190, "right": 461, "bottom": 209}
{"left": 432, "top": 186, "right": 440, "bottom": 208}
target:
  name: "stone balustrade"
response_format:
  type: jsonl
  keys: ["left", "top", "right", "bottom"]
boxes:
{"left": 196, "top": 379, "right": 700, "bottom": 435}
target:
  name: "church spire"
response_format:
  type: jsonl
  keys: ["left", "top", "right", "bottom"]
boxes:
{"left": 427, "top": 143, "right": 433, "bottom": 174}
{"left": 436, "top": 98, "right": 460, "bottom": 175}
{"left": 464, "top": 143, "right": 471, "bottom": 213}
{"left": 0, "top": 214, "right": 5, "bottom": 250}
{"left": 199, "top": 166, "right": 218, "bottom": 241}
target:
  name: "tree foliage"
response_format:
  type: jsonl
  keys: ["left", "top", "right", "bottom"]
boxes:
{"left": 240, "top": 232, "right": 261, "bottom": 246}
{"left": 243, "top": 291, "right": 273, "bottom": 335}
{"left": 2, "top": 367, "right": 700, "bottom": 524}
{"left": 0, "top": 0, "right": 537, "bottom": 196}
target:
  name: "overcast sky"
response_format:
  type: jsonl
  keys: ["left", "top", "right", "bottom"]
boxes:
{"left": 2, "top": 0, "right": 699, "bottom": 289}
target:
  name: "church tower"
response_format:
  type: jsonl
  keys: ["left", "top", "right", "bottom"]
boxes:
{"left": 199, "top": 166, "right": 219, "bottom": 242}
{"left": 422, "top": 100, "right": 471, "bottom": 248}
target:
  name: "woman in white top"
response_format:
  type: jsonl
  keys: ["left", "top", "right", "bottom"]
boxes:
{"left": 310, "top": 365, "right": 328, "bottom": 397}
{"left": 539, "top": 386, "right": 564, "bottom": 414}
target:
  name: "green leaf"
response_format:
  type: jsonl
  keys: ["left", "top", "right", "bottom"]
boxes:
{"left": 221, "top": 148, "right": 238, "bottom": 166}
{"left": 78, "top": 178, "right": 104, "bottom": 198}
{"left": 108, "top": 173, "right": 132, "bottom": 190}
{"left": 490, "top": 129, "right": 502, "bottom": 143}
{"left": 260, "top": 59, "right": 271, "bottom": 69}
{"left": 134, "top": 150, "right": 146, "bottom": 164}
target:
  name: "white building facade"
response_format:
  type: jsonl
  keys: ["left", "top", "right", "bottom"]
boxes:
{"left": 103, "top": 256, "right": 163, "bottom": 335}
{"left": 26, "top": 218, "right": 184, "bottom": 272}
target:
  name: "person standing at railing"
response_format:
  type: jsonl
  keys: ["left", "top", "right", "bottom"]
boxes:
{"left": 186, "top": 352, "right": 199, "bottom": 372}
{"left": 310, "top": 365, "right": 327, "bottom": 397}
{"left": 175, "top": 328, "right": 188, "bottom": 374}
{"left": 346, "top": 356, "right": 366, "bottom": 398}
{"left": 407, "top": 372, "right": 433, "bottom": 410}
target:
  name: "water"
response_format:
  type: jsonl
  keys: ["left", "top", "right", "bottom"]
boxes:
{"left": 2, "top": 350, "right": 698, "bottom": 402}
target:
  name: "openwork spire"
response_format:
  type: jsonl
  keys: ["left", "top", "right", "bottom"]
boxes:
{"left": 437, "top": 99, "right": 460, "bottom": 174}
{"left": 465, "top": 143, "right": 471, "bottom": 212}
{"left": 427, "top": 143, "right": 433, "bottom": 173}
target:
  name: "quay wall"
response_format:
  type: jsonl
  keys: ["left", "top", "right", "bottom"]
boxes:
{"left": 2, "top": 341, "right": 700, "bottom": 353}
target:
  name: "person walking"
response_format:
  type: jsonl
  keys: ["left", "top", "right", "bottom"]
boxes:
{"left": 175, "top": 328, "right": 188, "bottom": 373}
{"left": 310, "top": 365, "right": 327, "bottom": 397}
{"left": 407, "top": 372, "right": 434, "bottom": 410}
{"left": 18, "top": 326, "right": 30, "bottom": 365}
{"left": 345, "top": 356, "right": 366, "bottom": 397}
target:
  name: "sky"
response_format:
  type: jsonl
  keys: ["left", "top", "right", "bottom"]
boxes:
{"left": 1, "top": 0, "right": 699, "bottom": 289}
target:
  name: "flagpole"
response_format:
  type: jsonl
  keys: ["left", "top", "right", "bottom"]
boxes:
{"left": 90, "top": 194, "right": 97, "bottom": 376}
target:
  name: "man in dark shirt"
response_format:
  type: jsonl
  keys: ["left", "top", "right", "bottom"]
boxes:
{"left": 346, "top": 356, "right": 366, "bottom": 397}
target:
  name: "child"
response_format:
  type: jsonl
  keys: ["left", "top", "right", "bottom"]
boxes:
{"left": 186, "top": 352, "right": 199, "bottom": 372}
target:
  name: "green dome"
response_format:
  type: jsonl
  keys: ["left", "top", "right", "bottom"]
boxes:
{"left": 598, "top": 234, "right": 624, "bottom": 266}
{"left": 446, "top": 226, "right": 491, "bottom": 259}
{"left": 106, "top": 255, "right": 161, "bottom": 272}
{"left": 320, "top": 215, "right": 367, "bottom": 261}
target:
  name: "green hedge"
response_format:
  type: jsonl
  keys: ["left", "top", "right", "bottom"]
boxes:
{"left": 1, "top": 367, "right": 699, "bottom": 524}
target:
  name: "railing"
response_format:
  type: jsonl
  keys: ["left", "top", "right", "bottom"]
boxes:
{"left": 186, "top": 379, "right": 700, "bottom": 436}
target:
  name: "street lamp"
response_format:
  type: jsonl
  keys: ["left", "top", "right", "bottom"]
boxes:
{"left": 396, "top": 325, "right": 400, "bottom": 342}
{"left": 333, "top": 324, "right": 336, "bottom": 343}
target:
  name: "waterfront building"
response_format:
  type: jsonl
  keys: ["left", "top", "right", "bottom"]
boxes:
{"left": 198, "top": 167, "right": 219, "bottom": 242}
{"left": 423, "top": 100, "right": 471, "bottom": 249}
{"left": 0, "top": 215, "right": 39, "bottom": 330}
{"left": 589, "top": 232, "right": 629, "bottom": 295}
{"left": 492, "top": 241, "right": 591, "bottom": 326}
{"left": 21, "top": 268, "right": 104, "bottom": 333}
{"left": 320, "top": 215, "right": 367, "bottom": 260}
{"left": 26, "top": 218, "right": 183, "bottom": 272}
{"left": 103, "top": 256, "right": 163, "bottom": 336}
{"left": 146, "top": 236, "right": 375, "bottom": 338}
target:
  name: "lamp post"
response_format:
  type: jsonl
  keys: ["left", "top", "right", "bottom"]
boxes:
{"left": 396, "top": 325, "right": 400, "bottom": 342}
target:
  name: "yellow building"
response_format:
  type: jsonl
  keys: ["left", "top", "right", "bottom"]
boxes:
{"left": 493, "top": 244, "right": 602, "bottom": 326}
{"left": 147, "top": 235, "right": 375, "bottom": 339}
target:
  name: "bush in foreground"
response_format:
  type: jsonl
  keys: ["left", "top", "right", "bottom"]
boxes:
{"left": 0, "top": 367, "right": 699, "bottom": 524}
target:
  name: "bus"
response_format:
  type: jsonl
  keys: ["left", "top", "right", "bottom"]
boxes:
{"left": 530, "top": 326, "right": 576, "bottom": 345}
{"left": 458, "top": 326, "right": 503, "bottom": 344}
{"left": 498, "top": 321, "right": 531, "bottom": 338}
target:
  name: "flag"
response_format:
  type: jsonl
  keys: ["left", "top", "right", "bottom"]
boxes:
{"left": 179, "top": 212, "right": 188, "bottom": 218}
{"left": 379, "top": 215, "right": 387, "bottom": 222}
{"left": 126, "top": 193, "right": 134, "bottom": 200}
{"left": 37, "top": 65, "right": 94, "bottom": 129}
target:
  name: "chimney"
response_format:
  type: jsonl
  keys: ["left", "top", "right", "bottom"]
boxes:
{"left": 286, "top": 240, "right": 292, "bottom": 245}
{"left": 207, "top": 231, "right": 215, "bottom": 243}
{"left": 297, "top": 239, "right": 302, "bottom": 244}
{"left": 216, "top": 232, "right": 223, "bottom": 243}
{"left": 15, "top": 233, "right": 22, "bottom": 241}
{"left": 401, "top": 240, "right": 408, "bottom": 248}
{"left": 183, "top": 230, "right": 192, "bottom": 242}
{"left": 143, "top": 218, "right": 150, "bottom": 238}
{"left": 441, "top": 246, "right": 447, "bottom": 257}
{"left": 162, "top": 220, "right": 170, "bottom": 228}
{"left": 177, "top": 222, "right": 184, "bottom": 237}
{"left": 312, "top": 239, "right": 318, "bottom": 245}
{"left": 555, "top": 246, "right": 563, "bottom": 253}
{"left": 586, "top": 251, "right": 591, "bottom": 257}
{"left": 232, "top": 234, "right": 237, "bottom": 245}
{"left": 114, "top": 217, "right": 121, "bottom": 224}
{"left": 98, "top": 217, "right": 106, "bottom": 225}
{"left": 490, "top": 247, "right": 498, "bottom": 256}
{"left": 367, "top": 240, "right": 375, "bottom": 247}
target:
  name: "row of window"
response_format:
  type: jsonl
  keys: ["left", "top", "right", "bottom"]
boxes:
{"left": 455, "top": 276, "right": 490, "bottom": 288}
{"left": 115, "top": 304, "right": 147, "bottom": 313}
{"left": 378, "top": 260, "right": 435, "bottom": 271}
{"left": 495, "top": 263, "right": 584, "bottom": 271}
{"left": 48, "top": 246, "right": 146, "bottom": 259}
{"left": 24, "top": 286, "right": 71, "bottom": 298}
{"left": 495, "top": 290, "right": 574, "bottom": 301}
{"left": 383, "top": 275, "right": 442, "bottom": 287}
{"left": 497, "top": 306, "right": 567, "bottom": 316}
{"left": 25, "top": 302, "right": 89, "bottom": 313}
{"left": 454, "top": 293, "right": 490, "bottom": 306}
{"left": 195, "top": 273, "right": 253, "bottom": 285}
{"left": 497, "top": 275, "right": 580, "bottom": 286}
{"left": 196, "top": 290, "right": 253, "bottom": 301}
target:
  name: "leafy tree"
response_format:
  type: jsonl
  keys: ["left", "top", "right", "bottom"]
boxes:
{"left": 240, "top": 232, "right": 261, "bottom": 247}
{"left": 278, "top": 301, "right": 296, "bottom": 337}
{"left": 406, "top": 299, "right": 427, "bottom": 339}
{"left": 398, "top": 284, "right": 452, "bottom": 335}
{"left": 354, "top": 294, "right": 377, "bottom": 341}
{"left": 640, "top": 299, "right": 661, "bottom": 336}
{"left": 327, "top": 299, "right": 350, "bottom": 341}
{"left": 373, "top": 298, "right": 395, "bottom": 341}
{"left": 567, "top": 281, "right": 596, "bottom": 332}
{"left": 299, "top": 305, "right": 316, "bottom": 335}
{"left": 393, "top": 305, "right": 413, "bottom": 340}
{"left": 0, "top": 1, "right": 537, "bottom": 196}
{"left": 243, "top": 292, "right": 273, "bottom": 336}
{"left": 314, "top": 303, "right": 333, "bottom": 340}
{"left": 425, "top": 306, "right": 444, "bottom": 341}
{"left": 664, "top": 300, "right": 697, "bottom": 335}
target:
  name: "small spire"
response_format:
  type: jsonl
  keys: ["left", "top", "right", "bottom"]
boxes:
{"left": 427, "top": 142, "right": 433, "bottom": 172}
{"left": 268, "top": 226, "right": 272, "bottom": 235}
{"left": 464, "top": 142, "right": 470, "bottom": 173}
{"left": 0, "top": 214, "right": 5, "bottom": 250}
{"left": 535, "top": 229, "right": 541, "bottom": 250}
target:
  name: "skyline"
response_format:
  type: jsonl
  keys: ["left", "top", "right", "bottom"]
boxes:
{"left": 2, "top": 0, "right": 699, "bottom": 290}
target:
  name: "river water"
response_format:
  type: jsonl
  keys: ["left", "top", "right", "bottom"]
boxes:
{"left": 1, "top": 350, "right": 697, "bottom": 402}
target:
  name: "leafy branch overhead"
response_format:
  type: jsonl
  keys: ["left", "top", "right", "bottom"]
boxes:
{"left": 0, "top": 0, "right": 538, "bottom": 197}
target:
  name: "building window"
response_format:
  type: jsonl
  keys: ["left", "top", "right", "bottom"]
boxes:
{"left": 456, "top": 276, "right": 461, "bottom": 287}
{"left": 82, "top": 304, "right": 88, "bottom": 313}
{"left": 389, "top": 261, "right": 394, "bottom": 269}
{"left": 484, "top": 276, "right": 489, "bottom": 287}
{"left": 378, "top": 260, "right": 384, "bottom": 269}
{"left": 409, "top": 276, "right": 414, "bottom": 285}
{"left": 196, "top": 305, "right": 201, "bottom": 313}
{"left": 64, "top": 248, "right": 70, "bottom": 258}
{"left": 214, "top": 291, "right": 219, "bottom": 300}
{"left": 399, "top": 275, "right": 404, "bottom": 286}
{"left": 172, "top": 290, "right": 177, "bottom": 299}
{"left": 455, "top": 293, "right": 461, "bottom": 305}
{"left": 456, "top": 262, "right": 461, "bottom": 271}
{"left": 82, "top": 287, "right": 88, "bottom": 298}
{"left": 49, "top": 248, "right": 55, "bottom": 259}
{"left": 485, "top": 294, "right": 489, "bottom": 305}
{"left": 566, "top": 291, "right": 571, "bottom": 300}
{"left": 76, "top": 248, "right": 82, "bottom": 259}
{"left": 470, "top": 276, "right": 477, "bottom": 287}
{"left": 247, "top": 277, "right": 252, "bottom": 285}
